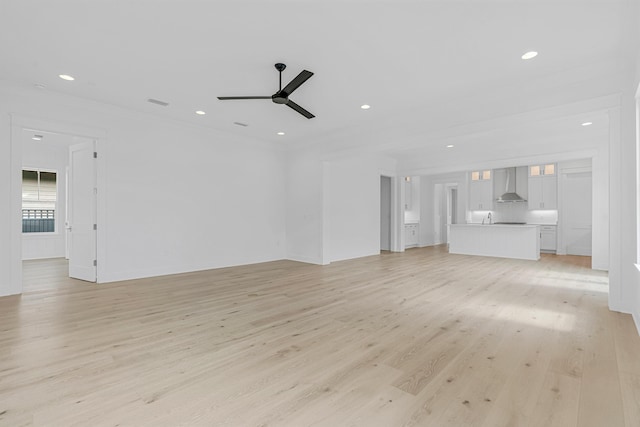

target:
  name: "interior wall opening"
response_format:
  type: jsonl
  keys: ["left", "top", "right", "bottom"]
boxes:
{"left": 15, "top": 123, "right": 99, "bottom": 293}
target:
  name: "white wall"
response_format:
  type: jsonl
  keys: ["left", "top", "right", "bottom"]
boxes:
{"left": 102, "top": 123, "right": 286, "bottom": 282}
{"left": 607, "top": 74, "right": 638, "bottom": 320}
{"left": 285, "top": 150, "right": 325, "bottom": 264}
{"left": 1, "top": 82, "right": 287, "bottom": 295}
{"left": 286, "top": 148, "right": 398, "bottom": 264}
{"left": 326, "top": 156, "right": 381, "bottom": 262}
{"left": 628, "top": 8, "right": 640, "bottom": 331}
{"left": 0, "top": 95, "right": 15, "bottom": 296}
{"left": 21, "top": 138, "right": 69, "bottom": 260}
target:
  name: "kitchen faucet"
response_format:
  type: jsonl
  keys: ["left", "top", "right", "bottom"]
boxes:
{"left": 482, "top": 212, "right": 493, "bottom": 225}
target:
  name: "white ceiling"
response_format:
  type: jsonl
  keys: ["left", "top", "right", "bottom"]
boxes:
{"left": 1, "top": 1, "right": 635, "bottom": 161}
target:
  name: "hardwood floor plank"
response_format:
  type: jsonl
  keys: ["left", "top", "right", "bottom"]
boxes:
{"left": 528, "top": 372, "right": 581, "bottom": 427}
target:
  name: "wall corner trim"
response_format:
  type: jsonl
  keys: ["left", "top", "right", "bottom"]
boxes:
{"left": 633, "top": 312, "right": 640, "bottom": 336}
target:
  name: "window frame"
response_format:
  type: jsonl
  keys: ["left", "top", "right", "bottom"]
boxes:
{"left": 22, "top": 167, "right": 59, "bottom": 234}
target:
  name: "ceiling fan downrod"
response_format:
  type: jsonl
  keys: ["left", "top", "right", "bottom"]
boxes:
{"left": 275, "top": 63, "right": 286, "bottom": 92}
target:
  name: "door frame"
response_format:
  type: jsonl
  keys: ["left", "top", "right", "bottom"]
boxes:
{"left": 380, "top": 175, "right": 392, "bottom": 252}
{"left": 10, "top": 114, "right": 106, "bottom": 293}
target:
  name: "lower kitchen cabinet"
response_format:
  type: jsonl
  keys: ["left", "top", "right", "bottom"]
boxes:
{"left": 540, "top": 225, "right": 557, "bottom": 253}
{"left": 405, "top": 224, "right": 419, "bottom": 248}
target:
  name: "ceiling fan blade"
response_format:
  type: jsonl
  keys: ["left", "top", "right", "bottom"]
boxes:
{"left": 281, "top": 70, "right": 313, "bottom": 96}
{"left": 285, "top": 99, "right": 315, "bottom": 119}
{"left": 217, "top": 96, "right": 272, "bottom": 100}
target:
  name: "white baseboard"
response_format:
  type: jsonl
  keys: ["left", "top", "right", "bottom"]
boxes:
{"left": 286, "top": 254, "right": 325, "bottom": 265}
{"left": 609, "top": 300, "right": 632, "bottom": 315}
{"left": 99, "top": 256, "right": 285, "bottom": 283}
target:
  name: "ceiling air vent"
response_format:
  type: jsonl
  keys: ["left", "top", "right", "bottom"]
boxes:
{"left": 147, "top": 98, "right": 169, "bottom": 107}
{"left": 233, "top": 122, "right": 249, "bottom": 127}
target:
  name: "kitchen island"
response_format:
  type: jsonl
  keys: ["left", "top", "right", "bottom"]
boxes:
{"left": 449, "top": 224, "right": 540, "bottom": 260}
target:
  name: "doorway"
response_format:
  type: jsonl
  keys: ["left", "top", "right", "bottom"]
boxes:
{"left": 433, "top": 183, "right": 458, "bottom": 245}
{"left": 562, "top": 172, "right": 592, "bottom": 256}
{"left": 11, "top": 116, "right": 101, "bottom": 294}
{"left": 380, "top": 176, "right": 391, "bottom": 251}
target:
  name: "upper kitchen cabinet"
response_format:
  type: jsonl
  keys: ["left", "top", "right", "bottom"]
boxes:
{"left": 528, "top": 164, "right": 557, "bottom": 210}
{"left": 469, "top": 169, "right": 493, "bottom": 210}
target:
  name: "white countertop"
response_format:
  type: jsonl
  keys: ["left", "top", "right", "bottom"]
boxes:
{"left": 455, "top": 223, "right": 539, "bottom": 229}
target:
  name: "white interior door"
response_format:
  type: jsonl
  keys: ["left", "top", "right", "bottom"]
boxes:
{"left": 68, "top": 141, "right": 97, "bottom": 282}
{"left": 64, "top": 166, "right": 70, "bottom": 260}
{"left": 562, "top": 172, "right": 592, "bottom": 256}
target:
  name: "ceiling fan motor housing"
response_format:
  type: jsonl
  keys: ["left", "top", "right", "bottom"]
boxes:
{"left": 272, "top": 94, "right": 288, "bottom": 104}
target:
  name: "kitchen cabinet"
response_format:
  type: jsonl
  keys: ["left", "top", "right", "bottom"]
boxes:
{"left": 469, "top": 170, "right": 493, "bottom": 210}
{"left": 449, "top": 224, "right": 540, "bottom": 260}
{"left": 528, "top": 164, "right": 557, "bottom": 210}
{"left": 405, "top": 223, "right": 419, "bottom": 248}
{"left": 540, "top": 225, "right": 557, "bottom": 252}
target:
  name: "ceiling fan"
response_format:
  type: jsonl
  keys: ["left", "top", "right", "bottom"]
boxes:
{"left": 217, "top": 63, "right": 315, "bottom": 119}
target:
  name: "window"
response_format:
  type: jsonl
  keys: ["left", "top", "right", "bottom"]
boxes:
{"left": 22, "top": 169, "right": 57, "bottom": 233}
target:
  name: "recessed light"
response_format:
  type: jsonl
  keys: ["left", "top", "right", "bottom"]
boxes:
{"left": 277, "top": 132, "right": 285, "bottom": 136}
{"left": 360, "top": 104, "right": 371, "bottom": 110}
{"left": 32, "top": 135, "right": 43, "bottom": 141}
{"left": 59, "top": 74, "right": 75, "bottom": 81}
{"left": 521, "top": 51, "right": 538, "bottom": 60}
{"left": 446, "top": 144, "right": 454, "bottom": 148}
{"left": 195, "top": 110, "right": 206, "bottom": 115}
{"left": 581, "top": 121, "right": 593, "bottom": 126}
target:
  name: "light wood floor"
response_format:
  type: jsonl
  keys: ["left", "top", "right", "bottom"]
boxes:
{"left": 2, "top": 247, "right": 640, "bottom": 426}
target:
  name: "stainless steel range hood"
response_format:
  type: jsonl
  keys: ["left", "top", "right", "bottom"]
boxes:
{"left": 497, "top": 167, "right": 527, "bottom": 203}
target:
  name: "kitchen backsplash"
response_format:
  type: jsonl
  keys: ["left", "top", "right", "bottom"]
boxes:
{"left": 467, "top": 202, "right": 557, "bottom": 224}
